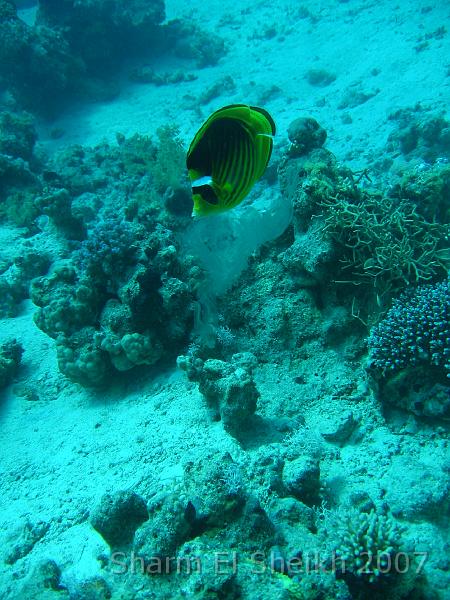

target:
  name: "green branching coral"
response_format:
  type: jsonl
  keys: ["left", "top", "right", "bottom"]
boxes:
{"left": 279, "top": 130, "right": 449, "bottom": 309}
{"left": 321, "top": 193, "right": 449, "bottom": 297}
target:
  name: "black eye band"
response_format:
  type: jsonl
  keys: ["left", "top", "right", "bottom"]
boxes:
{"left": 192, "top": 184, "right": 219, "bottom": 205}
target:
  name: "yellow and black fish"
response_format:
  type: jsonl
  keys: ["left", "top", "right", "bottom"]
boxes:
{"left": 186, "top": 104, "right": 276, "bottom": 217}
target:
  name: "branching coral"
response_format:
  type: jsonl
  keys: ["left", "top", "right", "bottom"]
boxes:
{"left": 321, "top": 194, "right": 449, "bottom": 297}
{"left": 279, "top": 133, "right": 449, "bottom": 307}
{"left": 334, "top": 509, "right": 402, "bottom": 585}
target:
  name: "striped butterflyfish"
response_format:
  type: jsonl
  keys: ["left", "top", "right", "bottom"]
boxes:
{"left": 186, "top": 104, "right": 276, "bottom": 217}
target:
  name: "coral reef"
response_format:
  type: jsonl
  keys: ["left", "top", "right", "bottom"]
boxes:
{"left": 388, "top": 107, "right": 450, "bottom": 162}
{"left": 313, "top": 504, "right": 423, "bottom": 599}
{"left": 36, "top": 0, "right": 166, "bottom": 75}
{"left": 383, "top": 456, "right": 450, "bottom": 520}
{"left": 0, "top": 110, "right": 41, "bottom": 229}
{"left": 31, "top": 219, "right": 197, "bottom": 386}
{"left": 133, "top": 493, "right": 193, "bottom": 568}
{"left": 0, "top": 0, "right": 449, "bottom": 595}
{"left": 217, "top": 135, "right": 366, "bottom": 362}
{"left": 182, "top": 452, "right": 248, "bottom": 529}
{"left": 391, "top": 159, "right": 450, "bottom": 224}
{"left": 281, "top": 455, "right": 321, "bottom": 507}
{"left": 167, "top": 19, "right": 226, "bottom": 68}
{"left": 281, "top": 146, "right": 447, "bottom": 301}
{"left": 0, "top": 111, "right": 37, "bottom": 161}
{"left": 0, "top": 0, "right": 225, "bottom": 116}
{"left": 0, "top": 246, "right": 50, "bottom": 318}
{"left": 90, "top": 490, "right": 149, "bottom": 548}
{"left": 368, "top": 279, "right": 450, "bottom": 417}
{"left": 287, "top": 117, "right": 327, "bottom": 158}
{"left": 14, "top": 559, "right": 69, "bottom": 600}
{"left": 333, "top": 509, "right": 402, "bottom": 584}
{"left": 0, "top": 0, "right": 83, "bottom": 114}
{"left": 204, "top": 114, "right": 448, "bottom": 452}
{"left": 90, "top": 452, "right": 276, "bottom": 587}
{"left": 0, "top": 338, "right": 23, "bottom": 390}
{"left": 74, "top": 216, "right": 137, "bottom": 280}
{"left": 149, "top": 125, "right": 187, "bottom": 194}
{"left": 0, "top": 122, "right": 198, "bottom": 387}
{"left": 69, "top": 576, "right": 111, "bottom": 600}
{"left": 31, "top": 263, "right": 102, "bottom": 339}
{"left": 369, "top": 280, "right": 450, "bottom": 377}
{"left": 177, "top": 352, "right": 260, "bottom": 438}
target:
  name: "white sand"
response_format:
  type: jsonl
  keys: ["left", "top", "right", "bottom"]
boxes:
{"left": 40, "top": 0, "right": 450, "bottom": 170}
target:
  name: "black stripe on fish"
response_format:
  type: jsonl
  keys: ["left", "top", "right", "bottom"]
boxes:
{"left": 192, "top": 184, "right": 219, "bottom": 205}
{"left": 214, "top": 129, "right": 231, "bottom": 189}
{"left": 229, "top": 133, "right": 247, "bottom": 206}
{"left": 242, "top": 129, "right": 256, "bottom": 198}
{"left": 227, "top": 122, "right": 252, "bottom": 205}
{"left": 206, "top": 119, "right": 240, "bottom": 203}
{"left": 212, "top": 124, "right": 238, "bottom": 205}
{"left": 187, "top": 129, "right": 213, "bottom": 176}
{"left": 233, "top": 127, "right": 254, "bottom": 206}
{"left": 228, "top": 130, "right": 246, "bottom": 203}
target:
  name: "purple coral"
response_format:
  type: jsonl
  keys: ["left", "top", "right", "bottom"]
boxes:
{"left": 75, "top": 216, "right": 137, "bottom": 280}
{"left": 368, "top": 279, "right": 450, "bottom": 376}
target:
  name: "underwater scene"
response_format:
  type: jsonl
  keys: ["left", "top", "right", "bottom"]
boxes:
{"left": 0, "top": 0, "right": 449, "bottom": 598}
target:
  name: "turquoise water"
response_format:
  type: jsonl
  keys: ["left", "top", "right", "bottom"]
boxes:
{"left": 0, "top": 1, "right": 449, "bottom": 599}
